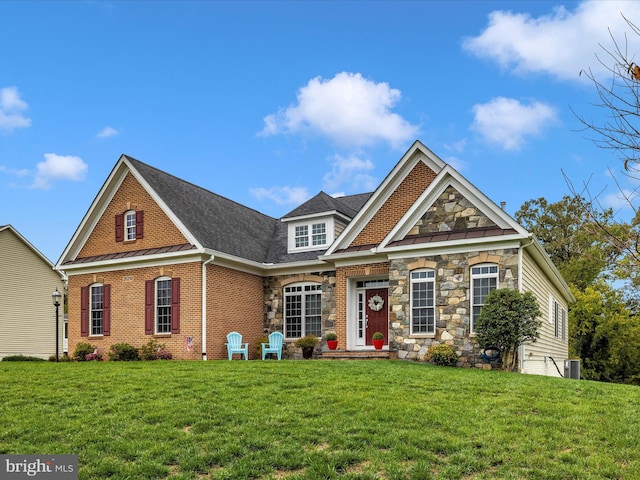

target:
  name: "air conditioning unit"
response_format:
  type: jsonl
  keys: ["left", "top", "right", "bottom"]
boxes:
{"left": 564, "top": 359, "right": 581, "bottom": 379}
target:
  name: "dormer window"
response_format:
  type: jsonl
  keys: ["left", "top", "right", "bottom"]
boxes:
{"left": 287, "top": 218, "right": 334, "bottom": 253}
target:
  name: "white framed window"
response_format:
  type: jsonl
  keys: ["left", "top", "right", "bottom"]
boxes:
{"left": 125, "top": 210, "right": 137, "bottom": 241}
{"left": 286, "top": 218, "right": 334, "bottom": 253}
{"left": 311, "top": 223, "right": 326, "bottom": 246}
{"left": 471, "top": 264, "right": 498, "bottom": 333}
{"left": 284, "top": 283, "right": 322, "bottom": 339}
{"left": 155, "top": 277, "right": 172, "bottom": 334}
{"left": 90, "top": 283, "right": 104, "bottom": 336}
{"left": 549, "top": 297, "right": 567, "bottom": 340}
{"left": 295, "top": 225, "right": 309, "bottom": 248}
{"left": 410, "top": 270, "right": 435, "bottom": 334}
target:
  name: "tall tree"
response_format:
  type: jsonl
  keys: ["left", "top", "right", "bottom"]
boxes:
{"left": 570, "top": 282, "right": 640, "bottom": 385}
{"left": 515, "top": 196, "right": 618, "bottom": 289}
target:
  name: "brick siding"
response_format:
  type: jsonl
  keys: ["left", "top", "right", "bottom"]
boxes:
{"left": 350, "top": 161, "right": 436, "bottom": 247}
{"left": 78, "top": 172, "right": 188, "bottom": 258}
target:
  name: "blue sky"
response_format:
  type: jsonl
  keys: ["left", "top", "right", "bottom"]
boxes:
{"left": 2, "top": 0, "right": 640, "bottom": 262}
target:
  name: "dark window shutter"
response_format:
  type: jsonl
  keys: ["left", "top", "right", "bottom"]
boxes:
{"left": 135, "top": 210, "right": 144, "bottom": 239}
{"left": 145, "top": 280, "right": 154, "bottom": 335}
{"left": 103, "top": 284, "right": 111, "bottom": 336}
{"left": 115, "top": 214, "right": 124, "bottom": 242}
{"left": 80, "top": 286, "right": 89, "bottom": 337}
{"left": 171, "top": 277, "right": 180, "bottom": 334}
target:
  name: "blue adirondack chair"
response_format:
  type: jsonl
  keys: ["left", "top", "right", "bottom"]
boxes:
{"left": 261, "top": 331, "right": 284, "bottom": 360}
{"left": 225, "top": 331, "right": 248, "bottom": 360}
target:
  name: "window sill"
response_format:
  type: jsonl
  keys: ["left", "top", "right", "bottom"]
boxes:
{"left": 154, "top": 334, "right": 172, "bottom": 338}
{"left": 89, "top": 335, "right": 104, "bottom": 339}
{"left": 409, "top": 333, "right": 436, "bottom": 339}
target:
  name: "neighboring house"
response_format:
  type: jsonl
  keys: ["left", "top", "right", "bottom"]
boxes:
{"left": 0, "top": 225, "right": 65, "bottom": 359}
{"left": 56, "top": 141, "right": 574, "bottom": 375}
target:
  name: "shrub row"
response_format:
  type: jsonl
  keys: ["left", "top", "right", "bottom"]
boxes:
{"left": 73, "top": 340, "right": 172, "bottom": 362}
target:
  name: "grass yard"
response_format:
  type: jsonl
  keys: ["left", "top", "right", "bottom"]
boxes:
{"left": 1, "top": 360, "right": 639, "bottom": 480}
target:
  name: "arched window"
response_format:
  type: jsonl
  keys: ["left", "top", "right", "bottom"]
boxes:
{"left": 284, "top": 283, "right": 322, "bottom": 339}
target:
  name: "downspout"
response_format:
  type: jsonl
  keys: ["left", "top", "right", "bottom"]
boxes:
{"left": 202, "top": 254, "right": 215, "bottom": 361}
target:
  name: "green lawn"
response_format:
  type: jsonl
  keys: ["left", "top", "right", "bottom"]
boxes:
{"left": 1, "top": 360, "right": 639, "bottom": 480}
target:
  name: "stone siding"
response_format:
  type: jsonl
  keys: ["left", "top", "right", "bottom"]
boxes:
{"left": 409, "top": 185, "right": 497, "bottom": 235}
{"left": 264, "top": 271, "right": 337, "bottom": 359}
{"left": 388, "top": 248, "right": 519, "bottom": 368}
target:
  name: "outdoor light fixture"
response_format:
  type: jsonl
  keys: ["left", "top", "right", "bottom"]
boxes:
{"left": 52, "top": 288, "right": 62, "bottom": 363}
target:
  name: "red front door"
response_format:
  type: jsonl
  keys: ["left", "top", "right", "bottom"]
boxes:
{"left": 365, "top": 288, "right": 388, "bottom": 345}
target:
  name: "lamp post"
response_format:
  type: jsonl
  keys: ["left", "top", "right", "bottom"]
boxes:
{"left": 52, "top": 288, "right": 62, "bottom": 363}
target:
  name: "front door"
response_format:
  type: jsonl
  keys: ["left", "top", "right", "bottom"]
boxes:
{"left": 365, "top": 288, "right": 388, "bottom": 345}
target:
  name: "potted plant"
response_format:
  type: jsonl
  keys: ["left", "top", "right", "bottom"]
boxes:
{"left": 325, "top": 332, "right": 338, "bottom": 350}
{"left": 295, "top": 335, "right": 319, "bottom": 359}
{"left": 372, "top": 332, "right": 384, "bottom": 350}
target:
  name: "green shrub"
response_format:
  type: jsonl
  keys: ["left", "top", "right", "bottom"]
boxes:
{"left": 426, "top": 344, "right": 459, "bottom": 367}
{"left": 73, "top": 342, "right": 96, "bottom": 362}
{"left": 372, "top": 332, "right": 384, "bottom": 340}
{"left": 108, "top": 343, "right": 140, "bottom": 361}
{"left": 139, "top": 339, "right": 172, "bottom": 360}
{"left": 295, "top": 335, "right": 319, "bottom": 348}
{"left": 325, "top": 332, "right": 337, "bottom": 341}
{"left": 254, "top": 335, "right": 269, "bottom": 358}
{"left": 3, "top": 355, "right": 45, "bottom": 362}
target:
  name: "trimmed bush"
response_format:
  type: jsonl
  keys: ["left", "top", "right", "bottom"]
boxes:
{"left": 73, "top": 342, "right": 96, "bottom": 362}
{"left": 139, "top": 340, "right": 172, "bottom": 360}
{"left": 108, "top": 343, "right": 140, "bottom": 361}
{"left": 3, "top": 355, "right": 45, "bottom": 362}
{"left": 426, "top": 344, "right": 459, "bottom": 367}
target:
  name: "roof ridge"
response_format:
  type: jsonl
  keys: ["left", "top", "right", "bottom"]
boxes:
{"left": 124, "top": 155, "right": 277, "bottom": 221}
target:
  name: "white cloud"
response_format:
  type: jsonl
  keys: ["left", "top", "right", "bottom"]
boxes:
{"left": 250, "top": 185, "right": 311, "bottom": 206}
{"left": 97, "top": 126, "right": 119, "bottom": 138}
{"left": 0, "top": 86, "right": 31, "bottom": 133}
{"left": 259, "top": 72, "right": 419, "bottom": 148}
{"left": 0, "top": 165, "right": 30, "bottom": 177}
{"left": 462, "top": 1, "right": 640, "bottom": 81}
{"left": 323, "top": 153, "right": 376, "bottom": 192}
{"left": 602, "top": 188, "right": 638, "bottom": 210}
{"left": 471, "top": 97, "right": 557, "bottom": 150}
{"left": 32, "top": 153, "right": 88, "bottom": 189}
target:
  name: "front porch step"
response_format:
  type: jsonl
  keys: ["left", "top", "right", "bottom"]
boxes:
{"left": 319, "top": 350, "right": 391, "bottom": 360}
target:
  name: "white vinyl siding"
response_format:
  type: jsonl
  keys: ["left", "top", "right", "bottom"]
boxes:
{"left": 0, "top": 228, "right": 64, "bottom": 359}
{"left": 520, "top": 250, "right": 569, "bottom": 377}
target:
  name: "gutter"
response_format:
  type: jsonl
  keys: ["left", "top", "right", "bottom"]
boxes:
{"left": 201, "top": 254, "right": 216, "bottom": 360}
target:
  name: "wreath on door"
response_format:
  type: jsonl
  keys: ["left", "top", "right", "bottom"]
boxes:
{"left": 368, "top": 294, "right": 384, "bottom": 311}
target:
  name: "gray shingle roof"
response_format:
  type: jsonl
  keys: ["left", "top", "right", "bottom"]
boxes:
{"left": 283, "top": 191, "right": 371, "bottom": 219}
{"left": 126, "top": 156, "right": 278, "bottom": 263}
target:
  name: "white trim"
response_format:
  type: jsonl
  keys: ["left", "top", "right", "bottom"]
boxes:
{"left": 470, "top": 263, "right": 499, "bottom": 333}
{"left": 56, "top": 155, "right": 203, "bottom": 269}
{"left": 201, "top": 254, "right": 215, "bottom": 361}
{"left": 380, "top": 165, "right": 528, "bottom": 249}
{"left": 282, "top": 210, "right": 351, "bottom": 224}
{"left": 325, "top": 141, "right": 446, "bottom": 256}
{"left": 89, "top": 283, "right": 104, "bottom": 337}
{"left": 385, "top": 239, "right": 523, "bottom": 260}
{"left": 287, "top": 217, "right": 334, "bottom": 253}
{"left": 154, "top": 276, "right": 172, "bottom": 335}
{"left": 410, "top": 269, "right": 436, "bottom": 335}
